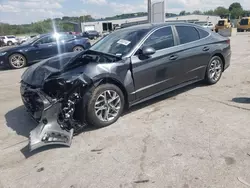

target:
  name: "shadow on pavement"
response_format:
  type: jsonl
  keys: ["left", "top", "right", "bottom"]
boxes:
{"left": 20, "top": 144, "right": 68, "bottom": 158}
{"left": 232, "top": 97, "right": 250, "bottom": 104}
{"left": 5, "top": 105, "right": 37, "bottom": 138}
{"left": 123, "top": 81, "right": 205, "bottom": 115}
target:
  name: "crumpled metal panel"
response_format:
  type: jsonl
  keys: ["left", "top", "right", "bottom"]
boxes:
{"left": 29, "top": 101, "right": 74, "bottom": 151}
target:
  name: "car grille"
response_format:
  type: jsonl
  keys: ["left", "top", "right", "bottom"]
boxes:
{"left": 20, "top": 82, "right": 44, "bottom": 122}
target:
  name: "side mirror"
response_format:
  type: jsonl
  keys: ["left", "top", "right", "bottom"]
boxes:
{"left": 142, "top": 46, "right": 156, "bottom": 56}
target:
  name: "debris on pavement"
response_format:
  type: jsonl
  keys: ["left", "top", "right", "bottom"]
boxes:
{"left": 134, "top": 179, "right": 150, "bottom": 184}
{"left": 36, "top": 167, "right": 44, "bottom": 172}
{"left": 172, "top": 153, "right": 182, "bottom": 157}
{"left": 91, "top": 148, "right": 104, "bottom": 152}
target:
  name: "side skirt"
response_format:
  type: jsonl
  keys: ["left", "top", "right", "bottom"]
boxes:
{"left": 129, "top": 78, "right": 203, "bottom": 107}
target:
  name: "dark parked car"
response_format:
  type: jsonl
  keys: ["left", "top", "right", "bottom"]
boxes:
{"left": 20, "top": 23, "right": 231, "bottom": 150}
{"left": 82, "top": 30, "right": 100, "bottom": 40}
{"left": 0, "top": 32, "right": 91, "bottom": 69}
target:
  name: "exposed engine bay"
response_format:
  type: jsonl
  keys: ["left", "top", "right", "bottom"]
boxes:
{"left": 20, "top": 50, "right": 123, "bottom": 151}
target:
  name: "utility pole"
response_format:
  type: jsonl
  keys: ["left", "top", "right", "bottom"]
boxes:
{"left": 148, "top": 0, "right": 151, "bottom": 23}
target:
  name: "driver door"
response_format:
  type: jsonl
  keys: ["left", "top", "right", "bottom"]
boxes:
{"left": 131, "top": 26, "right": 181, "bottom": 100}
{"left": 28, "top": 35, "right": 58, "bottom": 61}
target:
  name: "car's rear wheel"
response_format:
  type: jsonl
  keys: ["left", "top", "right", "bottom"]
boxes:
{"left": 73, "top": 46, "right": 84, "bottom": 52}
{"left": 86, "top": 84, "right": 125, "bottom": 128}
{"left": 205, "top": 56, "right": 223, "bottom": 85}
{"left": 8, "top": 53, "right": 27, "bottom": 69}
{"left": 7, "top": 41, "right": 13, "bottom": 46}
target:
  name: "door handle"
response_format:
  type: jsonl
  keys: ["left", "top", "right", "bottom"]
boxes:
{"left": 169, "top": 55, "right": 178, "bottom": 61}
{"left": 203, "top": 47, "right": 210, "bottom": 51}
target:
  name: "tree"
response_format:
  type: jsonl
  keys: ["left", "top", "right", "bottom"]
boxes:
{"left": 243, "top": 10, "right": 250, "bottom": 17}
{"left": 179, "top": 11, "right": 186, "bottom": 16}
{"left": 79, "top": 15, "right": 93, "bottom": 22}
{"left": 203, "top": 10, "right": 214, "bottom": 15}
{"left": 230, "top": 8, "right": 244, "bottom": 19}
{"left": 229, "top": 2, "right": 242, "bottom": 12}
{"left": 193, "top": 10, "right": 202, "bottom": 15}
{"left": 214, "top": 6, "right": 229, "bottom": 15}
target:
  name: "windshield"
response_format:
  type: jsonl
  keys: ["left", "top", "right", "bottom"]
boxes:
{"left": 90, "top": 28, "right": 150, "bottom": 56}
{"left": 240, "top": 18, "right": 249, "bottom": 25}
{"left": 218, "top": 20, "right": 225, "bottom": 26}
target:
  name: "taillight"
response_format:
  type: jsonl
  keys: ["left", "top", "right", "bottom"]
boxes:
{"left": 226, "top": 39, "right": 230, "bottom": 45}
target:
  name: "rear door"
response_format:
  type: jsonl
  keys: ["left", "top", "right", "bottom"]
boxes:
{"left": 173, "top": 25, "right": 212, "bottom": 83}
{"left": 131, "top": 26, "right": 182, "bottom": 100}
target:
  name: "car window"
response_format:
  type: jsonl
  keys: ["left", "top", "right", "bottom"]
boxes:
{"left": 7, "top": 36, "right": 15, "bottom": 39}
{"left": 208, "top": 24, "right": 213, "bottom": 26}
{"left": 176, "top": 26, "right": 200, "bottom": 44}
{"left": 36, "top": 35, "right": 56, "bottom": 44}
{"left": 196, "top": 28, "right": 209, "bottom": 39}
{"left": 218, "top": 20, "right": 225, "bottom": 26}
{"left": 240, "top": 19, "right": 249, "bottom": 25}
{"left": 143, "top": 27, "right": 174, "bottom": 51}
{"left": 59, "top": 34, "right": 75, "bottom": 41}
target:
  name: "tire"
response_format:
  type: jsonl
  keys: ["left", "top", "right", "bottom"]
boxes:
{"left": 7, "top": 41, "right": 13, "bottom": 46}
{"left": 86, "top": 84, "right": 125, "bottom": 128}
{"left": 73, "top": 45, "right": 84, "bottom": 52}
{"left": 8, "top": 53, "right": 27, "bottom": 69}
{"left": 205, "top": 56, "right": 223, "bottom": 85}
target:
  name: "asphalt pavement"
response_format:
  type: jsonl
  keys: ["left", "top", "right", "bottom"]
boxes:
{"left": 0, "top": 33, "right": 250, "bottom": 188}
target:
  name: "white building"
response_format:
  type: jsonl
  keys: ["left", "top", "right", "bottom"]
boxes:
{"left": 81, "top": 16, "right": 148, "bottom": 33}
{"left": 81, "top": 14, "right": 221, "bottom": 33}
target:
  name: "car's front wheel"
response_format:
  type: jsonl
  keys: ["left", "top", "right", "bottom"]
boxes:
{"left": 73, "top": 46, "right": 84, "bottom": 52}
{"left": 86, "top": 84, "right": 125, "bottom": 128}
{"left": 205, "top": 56, "right": 223, "bottom": 85}
{"left": 8, "top": 53, "right": 27, "bottom": 69}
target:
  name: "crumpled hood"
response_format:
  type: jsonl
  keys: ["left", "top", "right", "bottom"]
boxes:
{"left": 21, "top": 52, "right": 78, "bottom": 87}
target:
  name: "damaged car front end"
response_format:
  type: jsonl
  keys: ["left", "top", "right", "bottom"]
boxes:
{"left": 20, "top": 50, "right": 124, "bottom": 151}
{"left": 20, "top": 78, "right": 85, "bottom": 151}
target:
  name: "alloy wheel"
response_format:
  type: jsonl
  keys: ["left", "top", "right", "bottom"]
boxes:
{"left": 10, "top": 54, "right": 26, "bottom": 69}
{"left": 209, "top": 58, "right": 222, "bottom": 82}
{"left": 73, "top": 46, "right": 84, "bottom": 52}
{"left": 94, "top": 90, "right": 121, "bottom": 122}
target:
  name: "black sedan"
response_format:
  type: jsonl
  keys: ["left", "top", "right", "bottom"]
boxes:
{"left": 20, "top": 22, "right": 231, "bottom": 150}
{"left": 0, "top": 32, "right": 91, "bottom": 69}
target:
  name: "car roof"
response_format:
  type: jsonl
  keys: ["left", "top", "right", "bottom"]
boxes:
{"left": 122, "top": 22, "right": 204, "bottom": 31}
{"left": 38, "top": 32, "right": 69, "bottom": 37}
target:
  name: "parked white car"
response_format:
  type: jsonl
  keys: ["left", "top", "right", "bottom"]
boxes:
{"left": 17, "top": 36, "right": 30, "bottom": 44}
{"left": 1, "top": 35, "right": 18, "bottom": 46}
{"left": 202, "top": 23, "right": 215, "bottom": 31}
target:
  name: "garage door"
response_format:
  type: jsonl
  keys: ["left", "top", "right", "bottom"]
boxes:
{"left": 84, "top": 25, "right": 95, "bottom": 31}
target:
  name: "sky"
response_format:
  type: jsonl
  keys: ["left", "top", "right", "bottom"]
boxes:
{"left": 0, "top": 0, "right": 249, "bottom": 24}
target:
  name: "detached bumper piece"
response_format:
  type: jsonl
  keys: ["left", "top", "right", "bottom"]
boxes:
{"left": 21, "top": 83, "right": 74, "bottom": 151}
